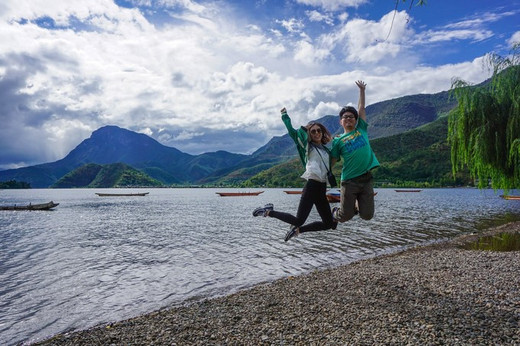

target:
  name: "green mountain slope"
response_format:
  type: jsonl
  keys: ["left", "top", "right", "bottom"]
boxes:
{"left": 52, "top": 163, "right": 163, "bottom": 188}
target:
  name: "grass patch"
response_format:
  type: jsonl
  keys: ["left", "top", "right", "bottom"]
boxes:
{"left": 461, "top": 232, "right": 520, "bottom": 252}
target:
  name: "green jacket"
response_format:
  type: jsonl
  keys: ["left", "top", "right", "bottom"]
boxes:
{"left": 281, "top": 110, "right": 332, "bottom": 170}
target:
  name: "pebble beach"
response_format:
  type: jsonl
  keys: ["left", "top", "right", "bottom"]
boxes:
{"left": 37, "top": 222, "right": 520, "bottom": 345}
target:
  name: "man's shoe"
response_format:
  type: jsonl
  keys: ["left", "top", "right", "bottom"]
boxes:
{"left": 252, "top": 203, "right": 274, "bottom": 217}
{"left": 285, "top": 226, "right": 299, "bottom": 242}
{"left": 332, "top": 207, "right": 339, "bottom": 221}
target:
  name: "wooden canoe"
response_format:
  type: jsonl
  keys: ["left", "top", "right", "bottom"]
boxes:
{"left": 326, "top": 193, "right": 341, "bottom": 203}
{"left": 284, "top": 190, "right": 302, "bottom": 194}
{"left": 216, "top": 191, "right": 264, "bottom": 197}
{"left": 326, "top": 191, "right": 377, "bottom": 203}
{"left": 0, "top": 201, "right": 59, "bottom": 211}
{"left": 95, "top": 192, "right": 149, "bottom": 197}
{"left": 500, "top": 195, "right": 520, "bottom": 200}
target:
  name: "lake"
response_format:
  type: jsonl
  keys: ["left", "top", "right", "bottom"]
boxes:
{"left": 1, "top": 188, "right": 519, "bottom": 345}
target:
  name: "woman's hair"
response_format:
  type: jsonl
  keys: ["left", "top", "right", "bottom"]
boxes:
{"left": 305, "top": 122, "right": 332, "bottom": 144}
{"left": 339, "top": 105, "right": 358, "bottom": 119}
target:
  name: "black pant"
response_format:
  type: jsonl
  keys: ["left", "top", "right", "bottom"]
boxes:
{"left": 269, "top": 179, "right": 334, "bottom": 232}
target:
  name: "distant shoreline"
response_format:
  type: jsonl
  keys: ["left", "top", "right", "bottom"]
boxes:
{"left": 36, "top": 221, "right": 520, "bottom": 345}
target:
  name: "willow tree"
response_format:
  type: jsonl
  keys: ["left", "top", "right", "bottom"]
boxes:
{"left": 448, "top": 44, "right": 520, "bottom": 192}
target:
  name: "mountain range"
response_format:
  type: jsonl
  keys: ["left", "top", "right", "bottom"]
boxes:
{"left": 0, "top": 89, "right": 457, "bottom": 188}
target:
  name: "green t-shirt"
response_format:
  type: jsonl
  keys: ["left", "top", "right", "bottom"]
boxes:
{"left": 331, "top": 118, "right": 380, "bottom": 181}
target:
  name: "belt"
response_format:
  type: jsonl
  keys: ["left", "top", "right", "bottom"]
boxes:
{"left": 345, "top": 171, "right": 372, "bottom": 183}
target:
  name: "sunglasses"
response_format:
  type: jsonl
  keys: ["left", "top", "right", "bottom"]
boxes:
{"left": 310, "top": 128, "right": 322, "bottom": 134}
{"left": 341, "top": 114, "right": 356, "bottom": 119}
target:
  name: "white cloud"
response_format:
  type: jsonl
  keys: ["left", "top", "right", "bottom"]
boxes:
{"left": 306, "top": 10, "right": 334, "bottom": 25}
{"left": 294, "top": 40, "right": 331, "bottom": 65}
{"left": 416, "top": 29, "right": 494, "bottom": 44}
{"left": 279, "top": 18, "right": 305, "bottom": 33}
{"left": 295, "top": 0, "right": 367, "bottom": 12}
{"left": 0, "top": 1, "right": 506, "bottom": 169}
{"left": 172, "top": 130, "right": 205, "bottom": 141}
{"left": 332, "top": 10, "right": 413, "bottom": 64}
{"left": 509, "top": 31, "right": 520, "bottom": 47}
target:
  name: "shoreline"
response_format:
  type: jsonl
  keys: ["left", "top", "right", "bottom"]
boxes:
{"left": 37, "top": 222, "right": 520, "bottom": 345}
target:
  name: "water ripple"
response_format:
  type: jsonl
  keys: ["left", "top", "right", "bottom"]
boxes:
{"left": 0, "top": 188, "right": 519, "bottom": 345}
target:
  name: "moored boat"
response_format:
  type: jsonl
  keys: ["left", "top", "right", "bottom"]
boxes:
{"left": 95, "top": 192, "right": 149, "bottom": 197}
{"left": 0, "top": 201, "right": 59, "bottom": 211}
{"left": 500, "top": 195, "right": 520, "bottom": 200}
{"left": 326, "top": 192, "right": 341, "bottom": 203}
{"left": 216, "top": 191, "right": 264, "bottom": 197}
{"left": 395, "top": 189, "right": 422, "bottom": 192}
{"left": 326, "top": 191, "right": 377, "bottom": 203}
{"left": 284, "top": 190, "right": 302, "bottom": 194}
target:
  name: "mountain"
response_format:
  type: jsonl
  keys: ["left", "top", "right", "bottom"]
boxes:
{"left": 0, "top": 89, "right": 459, "bottom": 188}
{"left": 0, "top": 126, "right": 248, "bottom": 187}
{"left": 52, "top": 162, "right": 163, "bottom": 188}
{"left": 367, "top": 91, "right": 457, "bottom": 139}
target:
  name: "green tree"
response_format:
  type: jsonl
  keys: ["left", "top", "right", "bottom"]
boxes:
{"left": 448, "top": 44, "right": 520, "bottom": 192}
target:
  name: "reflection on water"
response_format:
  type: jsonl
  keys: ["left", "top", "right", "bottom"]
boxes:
{"left": 0, "top": 188, "right": 519, "bottom": 345}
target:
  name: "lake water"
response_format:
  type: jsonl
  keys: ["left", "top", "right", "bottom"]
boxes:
{"left": 1, "top": 188, "right": 519, "bottom": 345}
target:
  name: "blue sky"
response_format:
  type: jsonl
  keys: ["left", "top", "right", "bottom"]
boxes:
{"left": 0, "top": 0, "right": 519, "bottom": 170}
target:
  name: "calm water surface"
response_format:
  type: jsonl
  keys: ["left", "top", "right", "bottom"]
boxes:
{"left": 1, "top": 188, "right": 519, "bottom": 345}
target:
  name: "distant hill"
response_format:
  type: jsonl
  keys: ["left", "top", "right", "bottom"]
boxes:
{"left": 367, "top": 91, "right": 457, "bottom": 139}
{"left": 0, "top": 126, "right": 248, "bottom": 187}
{"left": 52, "top": 162, "right": 163, "bottom": 188}
{"left": 0, "top": 88, "right": 460, "bottom": 188}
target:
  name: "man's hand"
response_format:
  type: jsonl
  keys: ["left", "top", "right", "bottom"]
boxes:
{"left": 355, "top": 80, "right": 366, "bottom": 90}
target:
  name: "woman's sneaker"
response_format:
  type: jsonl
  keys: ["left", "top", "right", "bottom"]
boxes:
{"left": 285, "top": 226, "right": 299, "bottom": 242}
{"left": 252, "top": 203, "right": 274, "bottom": 217}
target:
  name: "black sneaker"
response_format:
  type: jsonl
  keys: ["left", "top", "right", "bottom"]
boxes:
{"left": 285, "top": 225, "right": 299, "bottom": 242}
{"left": 252, "top": 203, "right": 274, "bottom": 217}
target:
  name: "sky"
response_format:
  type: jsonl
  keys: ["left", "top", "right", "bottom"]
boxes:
{"left": 0, "top": 0, "right": 519, "bottom": 170}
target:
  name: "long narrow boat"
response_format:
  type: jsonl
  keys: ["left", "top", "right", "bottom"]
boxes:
{"left": 326, "top": 192, "right": 341, "bottom": 203}
{"left": 500, "top": 195, "right": 520, "bottom": 200}
{"left": 395, "top": 189, "right": 422, "bottom": 192}
{"left": 326, "top": 191, "right": 378, "bottom": 203}
{"left": 0, "top": 201, "right": 59, "bottom": 211}
{"left": 216, "top": 191, "right": 264, "bottom": 197}
{"left": 95, "top": 192, "right": 149, "bottom": 197}
{"left": 284, "top": 190, "right": 302, "bottom": 194}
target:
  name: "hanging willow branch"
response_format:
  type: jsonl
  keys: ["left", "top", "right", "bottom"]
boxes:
{"left": 448, "top": 44, "right": 520, "bottom": 192}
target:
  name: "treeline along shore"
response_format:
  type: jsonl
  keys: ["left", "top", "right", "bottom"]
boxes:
{"left": 37, "top": 222, "right": 520, "bottom": 345}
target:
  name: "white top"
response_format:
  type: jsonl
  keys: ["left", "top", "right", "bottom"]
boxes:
{"left": 301, "top": 144, "right": 329, "bottom": 183}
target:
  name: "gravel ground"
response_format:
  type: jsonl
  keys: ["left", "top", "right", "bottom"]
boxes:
{"left": 36, "top": 222, "right": 520, "bottom": 345}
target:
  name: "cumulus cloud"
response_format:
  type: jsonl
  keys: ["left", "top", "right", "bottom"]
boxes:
{"left": 306, "top": 10, "right": 334, "bottom": 25}
{"left": 295, "top": 0, "right": 367, "bottom": 12}
{"left": 0, "top": 0, "right": 511, "bottom": 169}
{"left": 509, "top": 31, "right": 520, "bottom": 47}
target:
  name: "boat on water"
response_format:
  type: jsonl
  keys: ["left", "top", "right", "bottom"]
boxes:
{"left": 95, "top": 192, "right": 149, "bottom": 197}
{"left": 395, "top": 189, "right": 422, "bottom": 192}
{"left": 216, "top": 191, "right": 264, "bottom": 197}
{"left": 326, "top": 191, "right": 378, "bottom": 203}
{"left": 284, "top": 190, "right": 302, "bottom": 194}
{"left": 500, "top": 195, "right": 520, "bottom": 200}
{"left": 0, "top": 201, "right": 59, "bottom": 211}
{"left": 326, "top": 192, "right": 341, "bottom": 203}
